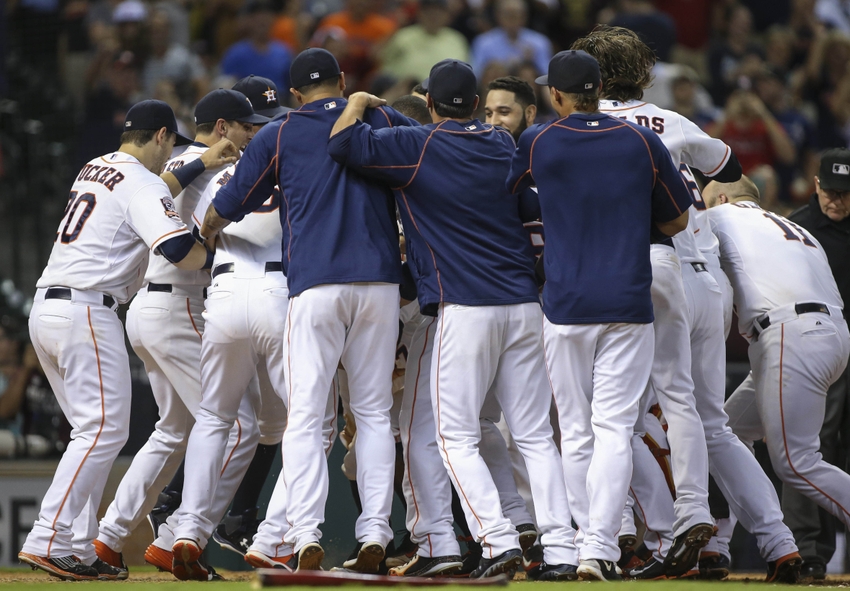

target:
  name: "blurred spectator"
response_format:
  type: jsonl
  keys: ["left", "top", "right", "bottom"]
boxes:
{"left": 141, "top": 9, "right": 209, "bottom": 108}
{"left": 754, "top": 67, "right": 819, "bottom": 203}
{"left": 707, "top": 5, "right": 765, "bottom": 105}
{"left": 606, "top": 0, "right": 677, "bottom": 62}
{"left": 816, "top": 0, "right": 850, "bottom": 34}
{"left": 272, "top": 0, "right": 315, "bottom": 51}
{"left": 150, "top": 0, "right": 191, "bottom": 47}
{"left": 111, "top": 0, "right": 150, "bottom": 64}
{"left": 714, "top": 89, "right": 797, "bottom": 178}
{"left": 801, "top": 29, "right": 850, "bottom": 149}
{"left": 379, "top": 0, "right": 469, "bottom": 81}
{"left": 510, "top": 59, "right": 554, "bottom": 121}
{"left": 221, "top": 0, "right": 293, "bottom": 93}
{"left": 313, "top": 0, "right": 398, "bottom": 91}
{"left": 764, "top": 25, "right": 798, "bottom": 76}
{"left": 670, "top": 67, "right": 720, "bottom": 129}
{"left": 469, "top": 0, "right": 552, "bottom": 78}
{"left": 789, "top": 0, "right": 824, "bottom": 66}
{"left": 190, "top": 0, "right": 244, "bottom": 63}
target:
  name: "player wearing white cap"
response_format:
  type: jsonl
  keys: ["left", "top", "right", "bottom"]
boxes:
{"left": 18, "top": 101, "right": 218, "bottom": 581}
{"left": 705, "top": 176, "right": 849, "bottom": 583}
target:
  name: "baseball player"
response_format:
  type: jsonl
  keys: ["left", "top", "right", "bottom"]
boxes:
{"left": 196, "top": 48, "right": 411, "bottom": 573}
{"left": 329, "top": 59, "right": 579, "bottom": 581}
{"left": 18, "top": 100, "right": 216, "bottom": 581}
{"left": 574, "top": 25, "right": 801, "bottom": 580}
{"left": 705, "top": 175, "right": 850, "bottom": 583}
{"left": 93, "top": 89, "right": 268, "bottom": 576}
{"left": 507, "top": 50, "right": 692, "bottom": 581}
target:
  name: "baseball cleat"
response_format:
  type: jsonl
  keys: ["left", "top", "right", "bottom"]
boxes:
{"left": 526, "top": 562, "right": 579, "bottom": 581}
{"left": 213, "top": 507, "right": 260, "bottom": 557}
{"left": 516, "top": 523, "right": 538, "bottom": 553}
{"left": 766, "top": 552, "right": 802, "bottom": 584}
{"left": 18, "top": 552, "right": 98, "bottom": 581}
{"left": 291, "top": 542, "right": 325, "bottom": 571}
{"left": 470, "top": 548, "right": 522, "bottom": 579}
{"left": 577, "top": 558, "right": 623, "bottom": 581}
{"left": 385, "top": 531, "right": 418, "bottom": 568}
{"left": 663, "top": 522, "right": 715, "bottom": 577}
{"left": 698, "top": 552, "right": 730, "bottom": 580}
{"left": 626, "top": 557, "right": 666, "bottom": 580}
{"left": 144, "top": 543, "right": 173, "bottom": 572}
{"left": 172, "top": 539, "right": 222, "bottom": 581}
{"left": 92, "top": 558, "right": 129, "bottom": 580}
{"left": 388, "top": 553, "right": 463, "bottom": 576}
{"left": 147, "top": 490, "right": 180, "bottom": 539}
{"left": 522, "top": 543, "right": 544, "bottom": 576}
{"left": 245, "top": 549, "right": 294, "bottom": 570}
{"left": 93, "top": 539, "right": 128, "bottom": 573}
{"left": 457, "top": 539, "right": 483, "bottom": 577}
{"left": 336, "top": 541, "right": 385, "bottom": 573}
{"left": 799, "top": 559, "right": 827, "bottom": 583}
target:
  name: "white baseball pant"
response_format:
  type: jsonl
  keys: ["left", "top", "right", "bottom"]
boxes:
{"left": 546, "top": 319, "right": 654, "bottom": 562}
{"left": 725, "top": 311, "right": 850, "bottom": 527}
{"left": 682, "top": 262, "right": 798, "bottom": 562}
{"left": 282, "top": 283, "right": 399, "bottom": 551}
{"left": 433, "top": 303, "right": 577, "bottom": 566}
{"left": 172, "top": 272, "right": 289, "bottom": 545}
{"left": 22, "top": 290, "right": 130, "bottom": 560}
{"left": 648, "top": 246, "right": 712, "bottom": 534}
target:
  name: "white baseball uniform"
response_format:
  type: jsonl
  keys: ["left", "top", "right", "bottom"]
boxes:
{"left": 96, "top": 145, "right": 254, "bottom": 555}
{"left": 711, "top": 202, "right": 850, "bottom": 527}
{"left": 22, "top": 152, "right": 190, "bottom": 562}
{"left": 601, "top": 99, "right": 799, "bottom": 561}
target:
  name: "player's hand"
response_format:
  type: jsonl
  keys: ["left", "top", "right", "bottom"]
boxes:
{"left": 200, "top": 138, "right": 240, "bottom": 170}
{"left": 349, "top": 92, "right": 387, "bottom": 110}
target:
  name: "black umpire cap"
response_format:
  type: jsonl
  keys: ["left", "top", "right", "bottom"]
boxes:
{"left": 290, "top": 48, "right": 341, "bottom": 90}
{"left": 536, "top": 50, "right": 601, "bottom": 94}
{"left": 819, "top": 148, "right": 850, "bottom": 192}
{"left": 233, "top": 75, "right": 290, "bottom": 118}
{"left": 423, "top": 59, "right": 477, "bottom": 107}
{"left": 194, "top": 89, "right": 270, "bottom": 125}
{"left": 124, "top": 99, "right": 193, "bottom": 146}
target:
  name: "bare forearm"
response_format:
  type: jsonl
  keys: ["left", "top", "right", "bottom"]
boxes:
{"left": 200, "top": 203, "right": 231, "bottom": 241}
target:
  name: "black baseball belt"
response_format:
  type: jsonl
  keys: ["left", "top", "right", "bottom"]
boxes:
{"left": 147, "top": 283, "right": 208, "bottom": 299}
{"left": 757, "top": 303, "right": 831, "bottom": 331}
{"left": 45, "top": 287, "right": 115, "bottom": 308}
{"left": 212, "top": 261, "right": 283, "bottom": 278}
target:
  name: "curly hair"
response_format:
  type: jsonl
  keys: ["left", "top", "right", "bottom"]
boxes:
{"left": 571, "top": 25, "right": 656, "bottom": 102}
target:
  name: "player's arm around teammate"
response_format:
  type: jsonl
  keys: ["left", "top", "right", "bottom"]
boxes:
{"left": 18, "top": 101, "right": 212, "bottom": 582}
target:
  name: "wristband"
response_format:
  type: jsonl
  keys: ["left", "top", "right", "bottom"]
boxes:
{"left": 202, "top": 247, "right": 215, "bottom": 270}
{"left": 171, "top": 157, "right": 206, "bottom": 189}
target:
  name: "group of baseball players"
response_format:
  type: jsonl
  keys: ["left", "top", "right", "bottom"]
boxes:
{"left": 16, "top": 23, "right": 850, "bottom": 585}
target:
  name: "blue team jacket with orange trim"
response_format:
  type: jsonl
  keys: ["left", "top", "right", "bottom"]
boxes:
{"left": 329, "top": 118, "right": 539, "bottom": 316}
{"left": 213, "top": 97, "right": 411, "bottom": 297}
{"left": 506, "top": 112, "right": 693, "bottom": 325}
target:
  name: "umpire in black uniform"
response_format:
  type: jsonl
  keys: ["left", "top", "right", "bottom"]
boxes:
{"left": 783, "top": 148, "right": 850, "bottom": 580}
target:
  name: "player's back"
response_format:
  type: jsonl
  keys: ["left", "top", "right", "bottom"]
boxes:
{"left": 36, "top": 152, "right": 189, "bottom": 303}
{"left": 708, "top": 201, "right": 843, "bottom": 334}
{"left": 272, "top": 98, "right": 404, "bottom": 295}
{"left": 396, "top": 120, "right": 538, "bottom": 312}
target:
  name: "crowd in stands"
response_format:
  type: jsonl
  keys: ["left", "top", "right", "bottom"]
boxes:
{"left": 6, "top": 0, "right": 850, "bottom": 213}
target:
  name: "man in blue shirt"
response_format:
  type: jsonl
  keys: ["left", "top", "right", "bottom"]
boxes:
{"left": 506, "top": 50, "right": 692, "bottom": 581}
{"left": 470, "top": 0, "right": 552, "bottom": 79}
{"left": 197, "top": 48, "right": 410, "bottom": 573}
{"left": 329, "top": 59, "right": 579, "bottom": 581}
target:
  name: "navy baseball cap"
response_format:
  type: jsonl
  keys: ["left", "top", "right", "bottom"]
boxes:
{"left": 819, "top": 148, "right": 850, "bottom": 192}
{"left": 536, "top": 50, "right": 601, "bottom": 94}
{"left": 124, "top": 99, "right": 192, "bottom": 146}
{"left": 423, "top": 60, "right": 477, "bottom": 107}
{"left": 233, "top": 75, "right": 290, "bottom": 118}
{"left": 194, "top": 89, "right": 270, "bottom": 125}
{"left": 290, "top": 48, "right": 341, "bottom": 90}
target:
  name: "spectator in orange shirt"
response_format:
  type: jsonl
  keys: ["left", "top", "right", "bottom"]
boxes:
{"left": 313, "top": 0, "right": 397, "bottom": 90}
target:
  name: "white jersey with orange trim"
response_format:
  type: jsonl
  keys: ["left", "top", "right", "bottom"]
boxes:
{"left": 35, "top": 151, "right": 190, "bottom": 303}
{"left": 599, "top": 99, "right": 732, "bottom": 263}
{"left": 708, "top": 201, "right": 843, "bottom": 337}
{"left": 143, "top": 144, "right": 216, "bottom": 287}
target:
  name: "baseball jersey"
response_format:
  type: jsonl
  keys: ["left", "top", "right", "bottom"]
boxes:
{"left": 708, "top": 201, "right": 843, "bottom": 337}
{"left": 143, "top": 143, "right": 216, "bottom": 287}
{"left": 328, "top": 118, "right": 539, "bottom": 315}
{"left": 600, "top": 99, "right": 734, "bottom": 262}
{"left": 506, "top": 112, "right": 694, "bottom": 324}
{"left": 36, "top": 152, "right": 191, "bottom": 303}
{"left": 213, "top": 97, "right": 412, "bottom": 297}
{"left": 194, "top": 163, "right": 283, "bottom": 275}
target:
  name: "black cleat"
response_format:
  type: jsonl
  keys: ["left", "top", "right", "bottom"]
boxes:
{"left": 147, "top": 490, "right": 181, "bottom": 539}
{"left": 698, "top": 552, "right": 730, "bottom": 580}
{"left": 213, "top": 507, "right": 260, "bottom": 556}
{"left": 457, "top": 539, "right": 483, "bottom": 577}
{"left": 335, "top": 541, "right": 385, "bottom": 574}
{"left": 18, "top": 552, "right": 98, "bottom": 581}
{"left": 516, "top": 523, "right": 538, "bottom": 553}
{"left": 92, "top": 558, "right": 129, "bottom": 580}
{"left": 527, "top": 562, "right": 579, "bottom": 581}
{"left": 389, "top": 553, "right": 463, "bottom": 576}
{"left": 663, "top": 522, "right": 714, "bottom": 577}
{"left": 766, "top": 552, "right": 802, "bottom": 584}
{"left": 799, "top": 559, "right": 826, "bottom": 583}
{"left": 627, "top": 557, "right": 666, "bottom": 580}
{"left": 470, "top": 548, "right": 522, "bottom": 579}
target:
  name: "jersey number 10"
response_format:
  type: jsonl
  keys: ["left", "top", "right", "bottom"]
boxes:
{"left": 56, "top": 191, "right": 97, "bottom": 244}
